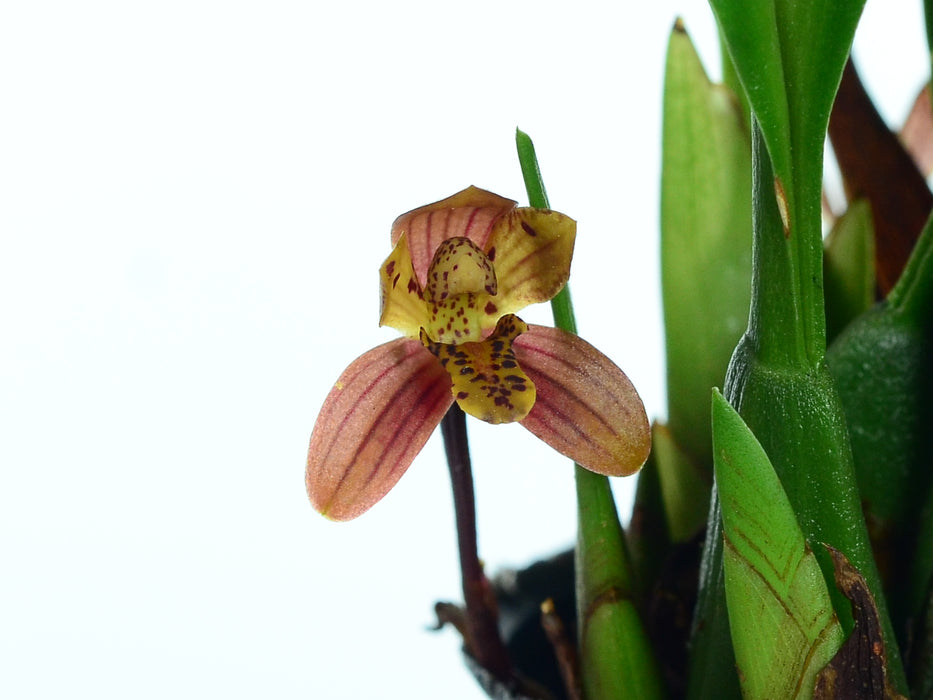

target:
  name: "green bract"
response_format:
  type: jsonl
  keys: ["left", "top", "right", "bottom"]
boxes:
{"left": 713, "top": 389, "right": 844, "bottom": 700}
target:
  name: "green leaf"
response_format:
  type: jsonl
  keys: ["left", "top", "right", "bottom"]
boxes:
{"left": 661, "top": 20, "right": 752, "bottom": 470}
{"left": 575, "top": 467, "right": 664, "bottom": 700}
{"left": 652, "top": 423, "right": 710, "bottom": 543}
{"left": 823, "top": 199, "right": 876, "bottom": 342}
{"left": 712, "top": 389, "right": 845, "bottom": 700}
{"left": 516, "top": 129, "right": 663, "bottom": 700}
{"left": 690, "top": 120, "right": 907, "bottom": 697}
{"left": 827, "top": 210, "right": 933, "bottom": 637}
{"left": 705, "top": 2, "right": 791, "bottom": 198}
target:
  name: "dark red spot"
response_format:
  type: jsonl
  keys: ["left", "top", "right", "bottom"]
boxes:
{"left": 407, "top": 278, "right": 419, "bottom": 293}
{"left": 486, "top": 246, "right": 496, "bottom": 261}
{"left": 457, "top": 391, "right": 469, "bottom": 400}
{"left": 385, "top": 261, "right": 396, "bottom": 276}
{"left": 521, "top": 221, "right": 537, "bottom": 237}
{"left": 484, "top": 301, "right": 497, "bottom": 315}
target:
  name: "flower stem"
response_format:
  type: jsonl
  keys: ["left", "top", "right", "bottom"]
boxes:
{"left": 516, "top": 127, "right": 664, "bottom": 700}
{"left": 439, "top": 403, "right": 511, "bottom": 680}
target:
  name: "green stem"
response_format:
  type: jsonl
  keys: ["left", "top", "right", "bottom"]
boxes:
{"left": 516, "top": 128, "right": 578, "bottom": 336}
{"left": 746, "top": 120, "right": 827, "bottom": 370}
{"left": 516, "top": 127, "right": 662, "bottom": 699}
{"left": 516, "top": 128, "right": 598, "bottom": 510}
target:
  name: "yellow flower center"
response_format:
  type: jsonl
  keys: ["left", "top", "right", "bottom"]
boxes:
{"left": 421, "top": 314, "right": 535, "bottom": 424}
{"left": 422, "top": 237, "right": 499, "bottom": 344}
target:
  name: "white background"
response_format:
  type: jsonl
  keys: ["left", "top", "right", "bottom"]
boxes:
{"left": 1, "top": 1, "right": 926, "bottom": 698}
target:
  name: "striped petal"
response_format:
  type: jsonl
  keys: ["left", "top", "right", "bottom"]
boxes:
{"left": 379, "top": 233, "right": 430, "bottom": 338}
{"left": 390, "top": 186, "right": 517, "bottom": 289}
{"left": 486, "top": 208, "right": 576, "bottom": 315}
{"left": 514, "top": 325, "right": 650, "bottom": 477}
{"left": 306, "top": 338, "right": 454, "bottom": 521}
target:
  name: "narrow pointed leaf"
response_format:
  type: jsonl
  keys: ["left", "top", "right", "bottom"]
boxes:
{"left": 706, "top": 2, "right": 791, "bottom": 193}
{"left": 662, "top": 20, "right": 751, "bottom": 471}
{"left": 712, "top": 389, "right": 844, "bottom": 700}
{"left": 306, "top": 338, "right": 453, "bottom": 521}
{"left": 513, "top": 325, "right": 650, "bottom": 477}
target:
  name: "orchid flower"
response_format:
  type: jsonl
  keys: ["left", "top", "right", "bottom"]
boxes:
{"left": 306, "top": 186, "right": 649, "bottom": 520}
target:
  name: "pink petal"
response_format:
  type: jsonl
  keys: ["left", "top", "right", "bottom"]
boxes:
{"left": 306, "top": 338, "right": 454, "bottom": 521}
{"left": 390, "top": 186, "right": 517, "bottom": 289}
{"left": 514, "top": 325, "right": 650, "bottom": 477}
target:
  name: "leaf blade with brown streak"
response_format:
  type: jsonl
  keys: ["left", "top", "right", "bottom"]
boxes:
{"left": 712, "top": 389, "right": 845, "bottom": 700}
